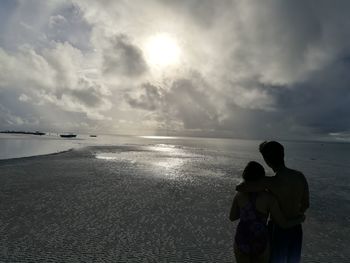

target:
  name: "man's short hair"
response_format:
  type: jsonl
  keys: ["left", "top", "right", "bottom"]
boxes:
{"left": 242, "top": 161, "right": 265, "bottom": 181}
{"left": 259, "top": 141, "right": 284, "bottom": 165}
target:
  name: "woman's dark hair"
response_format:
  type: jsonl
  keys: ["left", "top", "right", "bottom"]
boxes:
{"left": 242, "top": 161, "right": 265, "bottom": 181}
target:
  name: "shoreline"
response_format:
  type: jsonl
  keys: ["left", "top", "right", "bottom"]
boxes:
{"left": 0, "top": 148, "right": 74, "bottom": 162}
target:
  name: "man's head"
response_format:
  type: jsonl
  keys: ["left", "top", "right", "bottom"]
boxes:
{"left": 259, "top": 141, "right": 285, "bottom": 169}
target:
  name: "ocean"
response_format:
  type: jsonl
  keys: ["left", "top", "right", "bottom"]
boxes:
{"left": 0, "top": 134, "right": 349, "bottom": 261}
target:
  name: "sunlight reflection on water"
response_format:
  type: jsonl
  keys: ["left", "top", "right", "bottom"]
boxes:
{"left": 94, "top": 144, "right": 195, "bottom": 179}
{"left": 155, "top": 157, "right": 185, "bottom": 169}
{"left": 139, "top": 136, "right": 178, "bottom": 139}
{"left": 95, "top": 154, "right": 120, "bottom": 161}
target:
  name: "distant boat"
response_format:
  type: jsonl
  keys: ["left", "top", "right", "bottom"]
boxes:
{"left": 60, "top": 134, "right": 77, "bottom": 138}
{"left": 89, "top": 135, "right": 97, "bottom": 137}
{"left": 0, "top": 130, "right": 45, "bottom": 136}
{"left": 33, "top": 131, "right": 46, "bottom": 136}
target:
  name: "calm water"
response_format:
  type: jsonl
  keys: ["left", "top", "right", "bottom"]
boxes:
{"left": 0, "top": 133, "right": 141, "bottom": 160}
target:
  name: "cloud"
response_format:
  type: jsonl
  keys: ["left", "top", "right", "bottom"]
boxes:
{"left": 1, "top": 0, "right": 350, "bottom": 139}
{"left": 160, "top": 0, "right": 234, "bottom": 28}
{"left": 125, "top": 83, "right": 161, "bottom": 111}
{"left": 18, "top": 94, "right": 30, "bottom": 102}
{"left": 47, "top": 4, "right": 93, "bottom": 51}
{"left": 125, "top": 73, "right": 220, "bottom": 131}
{"left": 102, "top": 34, "right": 148, "bottom": 77}
{"left": 273, "top": 60, "right": 350, "bottom": 134}
{"left": 0, "top": 42, "right": 111, "bottom": 122}
{"left": 0, "top": 104, "right": 25, "bottom": 126}
{"left": 49, "top": 14, "right": 67, "bottom": 28}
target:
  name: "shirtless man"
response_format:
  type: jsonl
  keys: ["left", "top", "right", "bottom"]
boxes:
{"left": 236, "top": 141, "right": 309, "bottom": 263}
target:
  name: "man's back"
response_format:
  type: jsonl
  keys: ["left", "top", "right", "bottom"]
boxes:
{"left": 251, "top": 140, "right": 309, "bottom": 262}
{"left": 268, "top": 167, "right": 309, "bottom": 220}
{"left": 257, "top": 167, "right": 309, "bottom": 263}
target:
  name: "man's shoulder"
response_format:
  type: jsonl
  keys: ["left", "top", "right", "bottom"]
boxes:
{"left": 284, "top": 167, "right": 308, "bottom": 184}
{"left": 285, "top": 167, "right": 304, "bottom": 177}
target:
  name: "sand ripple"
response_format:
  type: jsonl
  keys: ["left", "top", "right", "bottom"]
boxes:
{"left": 0, "top": 145, "right": 348, "bottom": 262}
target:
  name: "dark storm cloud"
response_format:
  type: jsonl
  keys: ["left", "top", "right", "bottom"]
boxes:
{"left": 125, "top": 74, "right": 219, "bottom": 130}
{"left": 213, "top": 0, "right": 350, "bottom": 138}
{"left": 70, "top": 88, "right": 102, "bottom": 108}
{"left": 58, "top": 78, "right": 107, "bottom": 108}
{"left": 273, "top": 60, "right": 350, "bottom": 134}
{"left": 102, "top": 35, "right": 148, "bottom": 77}
{"left": 160, "top": 0, "right": 233, "bottom": 27}
{"left": 165, "top": 78, "right": 219, "bottom": 130}
{"left": 125, "top": 83, "right": 162, "bottom": 111}
{"left": 216, "top": 58, "right": 350, "bottom": 139}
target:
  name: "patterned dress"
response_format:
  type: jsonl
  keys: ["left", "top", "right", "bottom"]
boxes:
{"left": 235, "top": 193, "right": 269, "bottom": 255}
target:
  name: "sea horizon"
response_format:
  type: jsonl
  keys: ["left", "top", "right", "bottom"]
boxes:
{"left": 1, "top": 132, "right": 349, "bottom": 161}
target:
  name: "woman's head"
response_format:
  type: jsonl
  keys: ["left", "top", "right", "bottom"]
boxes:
{"left": 242, "top": 161, "right": 265, "bottom": 181}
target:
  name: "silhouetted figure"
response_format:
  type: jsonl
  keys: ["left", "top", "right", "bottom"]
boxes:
{"left": 230, "top": 161, "right": 304, "bottom": 263}
{"left": 236, "top": 141, "right": 309, "bottom": 263}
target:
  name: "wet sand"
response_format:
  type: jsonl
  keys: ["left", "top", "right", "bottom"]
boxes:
{"left": 0, "top": 147, "right": 236, "bottom": 262}
{"left": 0, "top": 146, "right": 348, "bottom": 262}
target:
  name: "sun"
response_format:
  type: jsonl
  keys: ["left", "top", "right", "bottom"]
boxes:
{"left": 144, "top": 33, "right": 181, "bottom": 67}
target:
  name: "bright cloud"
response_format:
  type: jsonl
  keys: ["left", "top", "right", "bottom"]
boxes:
{"left": 1, "top": 0, "right": 350, "bottom": 140}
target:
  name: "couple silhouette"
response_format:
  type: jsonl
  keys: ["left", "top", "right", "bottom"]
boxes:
{"left": 230, "top": 141, "right": 309, "bottom": 263}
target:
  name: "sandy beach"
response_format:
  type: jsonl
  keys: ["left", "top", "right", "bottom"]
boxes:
{"left": 0, "top": 146, "right": 237, "bottom": 262}
{"left": 0, "top": 145, "right": 349, "bottom": 262}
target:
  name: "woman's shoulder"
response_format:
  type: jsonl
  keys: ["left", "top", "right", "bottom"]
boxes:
{"left": 234, "top": 191, "right": 251, "bottom": 205}
{"left": 235, "top": 191, "right": 250, "bottom": 199}
{"left": 236, "top": 191, "right": 271, "bottom": 199}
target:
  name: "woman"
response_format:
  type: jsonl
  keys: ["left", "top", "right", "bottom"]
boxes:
{"left": 229, "top": 161, "right": 304, "bottom": 263}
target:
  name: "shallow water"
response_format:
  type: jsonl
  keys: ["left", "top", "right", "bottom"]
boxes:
{"left": 0, "top": 134, "right": 78, "bottom": 159}
{"left": 92, "top": 139, "right": 350, "bottom": 261}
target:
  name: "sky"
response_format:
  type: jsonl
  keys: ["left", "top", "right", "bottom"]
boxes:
{"left": 0, "top": 0, "right": 350, "bottom": 141}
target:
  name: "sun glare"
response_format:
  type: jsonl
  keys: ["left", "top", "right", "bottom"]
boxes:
{"left": 144, "top": 33, "right": 181, "bottom": 67}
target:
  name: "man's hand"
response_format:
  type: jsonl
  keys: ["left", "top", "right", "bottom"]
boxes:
{"left": 235, "top": 179, "right": 268, "bottom": 193}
